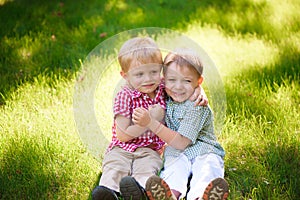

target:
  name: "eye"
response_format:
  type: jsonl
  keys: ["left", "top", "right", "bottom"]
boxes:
{"left": 151, "top": 70, "right": 159, "bottom": 75}
{"left": 167, "top": 78, "right": 175, "bottom": 82}
{"left": 184, "top": 79, "right": 192, "bottom": 83}
{"left": 135, "top": 72, "right": 143, "bottom": 77}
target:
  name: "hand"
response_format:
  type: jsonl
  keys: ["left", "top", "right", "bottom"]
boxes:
{"left": 189, "top": 86, "right": 208, "bottom": 106}
{"left": 149, "top": 104, "right": 165, "bottom": 122}
{"left": 132, "top": 107, "right": 152, "bottom": 127}
{"left": 194, "top": 94, "right": 208, "bottom": 106}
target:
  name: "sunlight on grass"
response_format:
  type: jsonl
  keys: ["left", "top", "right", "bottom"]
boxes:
{"left": 120, "top": 7, "right": 145, "bottom": 24}
{"left": 268, "top": 0, "right": 300, "bottom": 32}
{"left": 0, "top": 0, "right": 13, "bottom": 6}
{"left": 185, "top": 24, "right": 279, "bottom": 77}
{"left": 105, "top": 0, "right": 127, "bottom": 11}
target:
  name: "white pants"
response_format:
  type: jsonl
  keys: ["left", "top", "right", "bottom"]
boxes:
{"left": 160, "top": 153, "right": 224, "bottom": 200}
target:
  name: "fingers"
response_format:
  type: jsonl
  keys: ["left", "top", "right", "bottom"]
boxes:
{"left": 193, "top": 94, "right": 202, "bottom": 106}
{"left": 194, "top": 94, "right": 209, "bottom": 106}
{"left": 132, "top": 112, "right": 141, "bottom": 124}
{"left": 201, "top": 98, "right": 208, "bottom": 106}
{"left": 132, "top": 107, "right": 147, "bottom": 121}
{"left": 199, "top": 95, "right": 208, "bottom": 106}
{"left": 132, "top": 117, "right": 137, "bottom": 124}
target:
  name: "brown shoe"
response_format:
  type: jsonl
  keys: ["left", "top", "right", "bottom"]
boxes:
{"left": 145, "top": 175, "right": 174, "bottom": 200}
{"left": 202, "top": 178, "right": 229, "bottom": 200}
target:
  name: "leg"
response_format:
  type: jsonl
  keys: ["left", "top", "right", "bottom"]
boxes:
{"left": 131, "top": 147, "right": 163, "bottom": 188}
{"left": 119, "top": 147, "right": 162, "bottom": 200}
{"left": 187, "top": 153, "right": 226, "bottom": 200}
{"left": 99, "top": 147, "right": 133, "bottom": 191}
{"left": 159, "top": 154, "right": 191, "bottom": 199}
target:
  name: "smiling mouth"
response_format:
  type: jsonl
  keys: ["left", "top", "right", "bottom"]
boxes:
{"left": 172, "top": 92, "right": 185, "bottom": 96}
{"left": 142, "top": 83, "right": 155, "bottom": 88}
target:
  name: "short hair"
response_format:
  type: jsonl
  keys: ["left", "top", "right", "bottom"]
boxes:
{"left": 163, "top": 48, "right": 203, "bottom": 76}
{"left": 118, "top": 37, "right": 163, "bottom": 73}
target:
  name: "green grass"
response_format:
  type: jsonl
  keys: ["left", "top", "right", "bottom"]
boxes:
{"left": 1, "top": 0, "right": 299, "bottom": 199}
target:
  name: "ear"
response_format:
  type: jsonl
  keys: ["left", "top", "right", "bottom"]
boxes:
{"left": 120, "top": 71, "right": 127, "bottom": 79}
{"left": 198, "top": 75, "right": 204, "bottom": 85}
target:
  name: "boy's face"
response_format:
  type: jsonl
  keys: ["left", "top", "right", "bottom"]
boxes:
{"left": 164, "top": 62, "right": 201, "bottom": 102}
{"left": 123, "top": 63, "right": 162, "bottom": 95}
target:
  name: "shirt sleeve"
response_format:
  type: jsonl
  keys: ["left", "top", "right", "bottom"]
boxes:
{"left": 177, "top": 105, "right": 212, "bottom": 144}
{"left": 113, "top": 89, "right": 132, "bottom": 118}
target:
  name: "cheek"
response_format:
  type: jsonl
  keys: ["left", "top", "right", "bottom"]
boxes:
{"left": 164, "top": 81, "right": 173, "bottom": 90}
{"left": 132, "top": 79, "right": 143, "bottom": 87}
{"left": 165, "top": 87, "right": 172, "bottom": 96}
{"left": 186, "top": 84, "right": 196, "bottom": 92}
{"left": 128, "top": 77, "right": 141, "bottom": 87}
{"left": 153, "top": 74, "right": 161, "bottom": 82}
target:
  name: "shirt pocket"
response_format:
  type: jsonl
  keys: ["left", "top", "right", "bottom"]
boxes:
{"left": 173, "top": 109, "right": 185, "bottom": 125}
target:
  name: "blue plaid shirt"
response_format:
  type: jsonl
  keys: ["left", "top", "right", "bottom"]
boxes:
{"left": 164, "top": 98, "right": 225, "bottom": 160}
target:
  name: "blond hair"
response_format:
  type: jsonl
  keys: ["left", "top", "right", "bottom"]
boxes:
{"left": 118, "top": 37, "right": 163, "bottom": 73}
{"left": 164, "top": 48, "right": 203, "bottom": 76}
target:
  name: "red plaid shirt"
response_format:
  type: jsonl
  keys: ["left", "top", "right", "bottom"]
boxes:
{"left": 107, "top": 82, "right": 166, "bottom": 152}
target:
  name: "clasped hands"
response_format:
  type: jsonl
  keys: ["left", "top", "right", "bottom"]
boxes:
{"left": 132, "top": 104, "right": 162, "bottom": 128}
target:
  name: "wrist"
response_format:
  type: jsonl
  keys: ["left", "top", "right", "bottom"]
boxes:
{"left": 147, "top": 118, "right": 160, "bottom": 131}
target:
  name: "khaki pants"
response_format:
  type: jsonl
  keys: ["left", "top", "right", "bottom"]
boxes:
{"left": 99, "top": 146, "right": 163, "bottom": 192}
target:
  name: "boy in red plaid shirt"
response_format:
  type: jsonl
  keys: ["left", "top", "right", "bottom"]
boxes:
{"left": 92, "top": 37, "right": 207, "bottom": 200}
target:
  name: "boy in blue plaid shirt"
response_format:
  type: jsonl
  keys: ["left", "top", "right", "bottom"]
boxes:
{"left": 133, "top": 48, "right": 229, "bottom": 200}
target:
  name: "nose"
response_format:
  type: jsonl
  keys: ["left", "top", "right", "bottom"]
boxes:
{"left": 144, "top": 73, "right": 153, "bottom": 82}
{"left": 174, "top": 80, "right": 182, "bottom": 89}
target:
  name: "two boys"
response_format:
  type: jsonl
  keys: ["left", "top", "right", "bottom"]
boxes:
{"left": 92, "top": 37, "right": 227, "bottom": 200}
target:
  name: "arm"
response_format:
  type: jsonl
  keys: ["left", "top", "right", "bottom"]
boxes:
{"left": 113, "top": 88, "right": 153, "bottom": 142}
{"left": 115, "top": 105, "right": 165, "bottom": 142}
{"left": 115, "top": 115, "right": 147, "bottom": 142}
{"left": 132, "top": 107, "right": 191, "bottom": 150}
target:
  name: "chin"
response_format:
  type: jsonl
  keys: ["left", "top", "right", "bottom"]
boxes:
{"left": 172, "top": 97, "right": 185, "bottom": 103}
{"left": 141, "top": 88, "right": 156, "bottom": 94}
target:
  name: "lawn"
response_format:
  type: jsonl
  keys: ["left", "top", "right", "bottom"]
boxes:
{"left": 0, "top": 0, "right": 299, "bottom": 199}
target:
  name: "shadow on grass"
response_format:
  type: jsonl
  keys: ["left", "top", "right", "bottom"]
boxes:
{"left": 0, "top": 133, "right": 102, "bottom": 199}
{"left": 262, "top": 142, "right": 300, "bottom": 198}
{"left": 0, "top": 0, "right": 293, "bottom": 104}
{"left": 225, "top": 141, "right": 300, "bottom": 199}
{"left": 0, "top": 137, "right": 62, "bottom": 199}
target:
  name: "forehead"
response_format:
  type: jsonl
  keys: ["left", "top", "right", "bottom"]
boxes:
{"left": 127, "top": 63, "right": 162, "bottom": 73}
{"left": 164, "top": 62, "right": 199, "bottom": 76}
